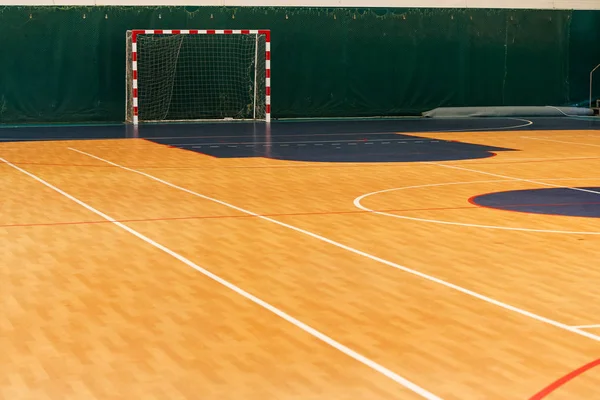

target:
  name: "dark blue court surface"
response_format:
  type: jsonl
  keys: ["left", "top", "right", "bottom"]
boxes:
{"left": 154, "top": 132, "right": 512, "bottom": 163}
{"left": 470, "top": 187, "right": 600, "bottom": 218}
{"left": 1, "top": 117, "right": 599, "bottom": 163}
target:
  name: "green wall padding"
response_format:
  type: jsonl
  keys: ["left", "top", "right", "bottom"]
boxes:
{"left": 0, "top": 6, "right": 598, "bottom": 123}
{"left": 569, "top": 10, "right": 600, "bottom": 107}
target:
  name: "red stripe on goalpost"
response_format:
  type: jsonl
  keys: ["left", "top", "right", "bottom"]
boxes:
{"left": 258, "top": 29, "right": 271, "bottom": 42}
{"left": 129, "top": 28, "right": 271, "bottom": 123}
{"left": 131, "top": 30, "right": 144, "bottom": 42}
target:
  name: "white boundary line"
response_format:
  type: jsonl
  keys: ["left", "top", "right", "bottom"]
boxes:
{"left": 165, "top": 137, "right": 445, "bottom": 146}
{"left": 121, "top": 117, "right": 534, "bottom": 140}
{"left": 522, "top": 136, "right": 600, "bottom": 148}
{"left": 426, "top": 161, "right": 600, "bottom": 197}
{"left": 571, "top": 325, "right": 600, "bottom": 329}
{"left": 0, "top": 156, "right": 441, "bottom": 400}
{"left": 434, "top": 118, "right": 533, "bottom": 132}
{"left": 67, "top": 147, "right": 600, "bottom": 344}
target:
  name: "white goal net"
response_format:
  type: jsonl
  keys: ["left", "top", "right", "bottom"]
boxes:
{"left": 126, "top": 29, "right": 270, "bottom": 124}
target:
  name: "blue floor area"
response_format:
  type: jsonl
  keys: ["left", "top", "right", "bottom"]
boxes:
{"left": 152, "top": 131, "right": 512, "bottom": 163}
{"left": 470, "top": 187, "right": 600, "bottom": 218}
{"left": 1, "top": 116, "right": 599, "bottom": 163}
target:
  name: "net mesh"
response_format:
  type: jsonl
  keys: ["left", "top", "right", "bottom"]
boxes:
{"left": 127, "top": 32, "right": 266, "bottom": 122}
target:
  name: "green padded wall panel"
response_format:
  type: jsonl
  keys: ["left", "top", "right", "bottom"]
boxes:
{"left": 0, "top": 6, "right": 598, "bottom": 123}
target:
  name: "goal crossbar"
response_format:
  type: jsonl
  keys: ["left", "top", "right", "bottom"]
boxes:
{"left": 127, "top": 29, "right": 271, "bottom": 125}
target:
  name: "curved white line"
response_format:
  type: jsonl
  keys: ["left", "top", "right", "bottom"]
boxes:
{"left": 431, "top": 118, "right": 533, "bottom": 133}
{"left": 353, "top": 178, "right": 600, "bottom": 235}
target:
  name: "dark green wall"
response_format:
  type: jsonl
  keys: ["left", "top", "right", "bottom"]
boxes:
{"left": 0, "top": 6, "right": 599, "bottom": 123}
{"left": 569, "top": 10, "right": 600, "bottom": 107}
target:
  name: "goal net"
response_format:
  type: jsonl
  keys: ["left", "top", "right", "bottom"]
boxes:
{"left": 126, "top": 29, "right": 270, "bottom": 124}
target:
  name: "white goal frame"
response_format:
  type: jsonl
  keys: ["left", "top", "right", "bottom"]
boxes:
{"left": 127, "top": 29, "right": 271, "bottom": 125}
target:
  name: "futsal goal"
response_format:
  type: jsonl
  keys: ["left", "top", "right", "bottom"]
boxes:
{"left": 126, "top": 29, "right": 271, "bottom": 125}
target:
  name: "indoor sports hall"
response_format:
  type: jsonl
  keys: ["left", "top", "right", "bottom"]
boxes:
{"left": 2, "top": 3, "right": 600, "bottom": 400}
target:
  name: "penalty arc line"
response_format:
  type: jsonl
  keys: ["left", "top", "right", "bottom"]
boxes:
{"left": 67, "top": 147, "right": 600, "bottom": 345}
{"left": 0, "top": 156, "right": 441, "bottom": 400}
{"left": 352, "top": 178, "right": 600, "bottom": 235}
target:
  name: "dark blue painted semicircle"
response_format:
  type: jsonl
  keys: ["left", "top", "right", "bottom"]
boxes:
{"left": 470, "top": 187, "right": 600, "bottom": 218}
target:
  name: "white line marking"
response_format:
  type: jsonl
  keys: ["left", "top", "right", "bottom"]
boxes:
{"left": 164, "top": 138, "right": 429, "bottom": 147}
{"left": 68, "top": 148, "right": 600, "bottom": 344}
{"left": 456, "top": 155, "right": 600, "bottom": 163}
{"left": 522, "top": 136, "right": 600, "bottom": 149}
{"left": 435, "top": 118, "right": 533, "bottom": 132}
{"left": 354, "top": 179, "right": 600, "bottom": 235}
{"left": 427, "top": 161, "right": 600, "bottom": 197}
{"left": 0, "top": 156, "right": 441, "bottom": 400}
{"left": 571, "top": 324, "right": 600, "bottom": 329}
{"left": 82, "top": 117, "right": 533, "bottom": 142}
{"left": 520, "top": 134, "right": 600, "bottom": 140}
{"left": 0, "top": 118, "right": 539, "bottom": 145}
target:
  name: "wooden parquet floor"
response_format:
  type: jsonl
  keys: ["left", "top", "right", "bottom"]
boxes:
{"left": 2, "top": 128, "right": 600, "bottom": 399}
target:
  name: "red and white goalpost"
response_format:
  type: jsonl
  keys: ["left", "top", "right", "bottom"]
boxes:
{"left": 126, "top": 29, "right": 271, "bottom": 125}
